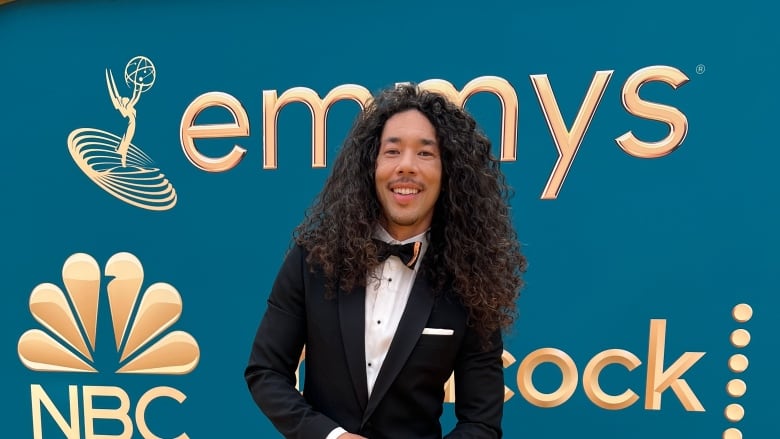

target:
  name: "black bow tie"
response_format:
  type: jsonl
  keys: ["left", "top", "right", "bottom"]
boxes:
{"left": 374, "top": 239, "right": 422, "bottom": 268}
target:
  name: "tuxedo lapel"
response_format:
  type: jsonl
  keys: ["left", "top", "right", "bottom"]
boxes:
{"left": 361, "top": 273, "right": 435, "bottom": 424}
{"left": 338, "top": 285, "right": 369, "bottom": 411}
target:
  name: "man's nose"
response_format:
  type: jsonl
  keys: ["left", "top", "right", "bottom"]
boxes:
{"left": 396, "top": 150, "right": 417, "bottom": 173}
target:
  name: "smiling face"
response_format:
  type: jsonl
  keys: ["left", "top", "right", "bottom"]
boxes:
{"left": 374, "top": 109, "right": 442, "bottom": 241}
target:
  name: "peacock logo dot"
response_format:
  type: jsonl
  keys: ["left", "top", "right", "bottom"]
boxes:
{"left": 68, "top": 56, "right": 177, "bottom": 211}
{"left": 17, "top": 252, "right": 199, "bottom": 375}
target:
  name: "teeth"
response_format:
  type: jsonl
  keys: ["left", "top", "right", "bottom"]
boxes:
{"left": 393, "top": 188, "right": 419, "bottom": 195}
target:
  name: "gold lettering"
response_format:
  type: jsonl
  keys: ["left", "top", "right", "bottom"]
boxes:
{"left": 443, "top": 373, "right": 455, "bottom": 404}
{"left": 582, "top": 349, "right": 641, "bottom": 410}
{"left": 444, "top": 349, "right": 516, "bottom": 403}
{"left": 295, "top": 347, "right": 305, "bottom": 392}
{"left": 136, "top": 386, "right": 188, "bottom": 439}
{"left": 180, "top": 92, "right": 249, "bottom": 172}
{"left": 616, "top": 66, "right": 689, "bottom": 158}
{"left": 502, "top": 350, "right": 517, "bottom": 402}
{"left": 83, "top": 385, "right": 132, "bottom": 439}
{"left": 31, "top": 384, "right": 79, "bottom": 439}
{"left": 531, "top": 71, "right": 613, "bottom": 199}
{"left": 417, "top": 77, "right": 519, "bottom": 162}
{"left": 516, "top": 348, "right": 578, "bottom": 408}
{"left": 262, "top": 85, "right": 371, "bottom": 169}
{"left": 645, "top": 319, "right": 705, "bottom": 411}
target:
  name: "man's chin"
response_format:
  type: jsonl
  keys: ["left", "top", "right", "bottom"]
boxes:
{"left": 387, "top": 215, "right": 419, "bottom": 228}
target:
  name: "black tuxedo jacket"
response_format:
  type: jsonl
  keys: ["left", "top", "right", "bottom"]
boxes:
{"left": 245, "top": 245, "right": 504, "bottom": 439}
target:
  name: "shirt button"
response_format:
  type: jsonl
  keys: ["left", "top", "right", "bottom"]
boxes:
{"left": 368, "top": 362, "right": 372, "bottom": 367}
{"left": 377, "top": 320, "right": 381, "bottom": 324}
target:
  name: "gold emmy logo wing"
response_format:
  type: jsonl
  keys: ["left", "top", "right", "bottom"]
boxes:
{"left": 68, "top": 56, "right": 177, "bottom": 211}
{"left": 17, "top": 252, "right": 199, "bottom": 375}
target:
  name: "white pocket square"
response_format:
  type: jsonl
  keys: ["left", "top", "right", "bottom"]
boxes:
{"left": 422, "top": 327, "right": 454, "bottom": 335}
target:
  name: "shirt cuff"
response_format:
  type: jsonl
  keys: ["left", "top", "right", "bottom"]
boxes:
{"left": 325, "top": 427, "right": 348, "bottom": 439}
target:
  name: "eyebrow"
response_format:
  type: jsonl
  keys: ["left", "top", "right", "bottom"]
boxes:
{"left": 382, "top": 136, "right": 438, "bottom": 145}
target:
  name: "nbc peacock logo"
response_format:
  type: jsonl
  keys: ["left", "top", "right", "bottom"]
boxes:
{"left": 17, "top": 252, "right": 200, "bottom": 439}
{"left": 17, "top": 251, "right": 199, "bottom": 374}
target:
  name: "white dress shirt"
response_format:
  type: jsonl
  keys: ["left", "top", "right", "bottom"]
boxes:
{"left": 326, "top": 227, "right": 429, "bottom": 439}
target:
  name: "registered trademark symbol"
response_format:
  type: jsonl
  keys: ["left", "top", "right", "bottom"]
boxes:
{"left": 696, "top": 64, "right": 706, "bottom": 74}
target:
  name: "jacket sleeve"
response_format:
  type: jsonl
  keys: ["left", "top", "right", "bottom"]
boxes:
{"left": 244, "top": 245, "right": 340, "bottom": 439}
{"left": 443, "top": 327, "right": 504, "bottom": 439}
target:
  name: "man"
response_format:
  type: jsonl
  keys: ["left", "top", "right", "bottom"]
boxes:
{"left": 245, "top": 84, "right": 526, "bottom": 439}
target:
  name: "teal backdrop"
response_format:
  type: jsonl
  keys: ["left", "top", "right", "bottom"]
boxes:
{"left": 1, "top": 0, "right": 777, "bottom": 438}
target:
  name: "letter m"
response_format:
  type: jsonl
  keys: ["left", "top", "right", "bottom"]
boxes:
{"left": 262, "top": 85, "right": 372, "bottom": 169}
{"left": 415, "top": 77, "right": 518, "bottom": 162}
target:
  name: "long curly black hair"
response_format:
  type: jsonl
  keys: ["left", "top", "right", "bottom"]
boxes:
{"left": 294, "top": 83, "right": 526, "bottom": 342}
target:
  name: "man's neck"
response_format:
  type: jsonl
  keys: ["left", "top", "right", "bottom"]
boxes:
{"left": 373, "top": 224, "right": 429, "bottom": 245}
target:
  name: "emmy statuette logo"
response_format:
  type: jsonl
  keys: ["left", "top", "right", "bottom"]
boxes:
{"left": 17, "top": 252, "right": 199, "bottom": 439}
{"left": 68, "top": 56, "right": 177, "bottom": 211}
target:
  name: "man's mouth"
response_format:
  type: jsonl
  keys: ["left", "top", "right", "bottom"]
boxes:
{"left": 392, "top": 187, "right": 420, "bottom": 195}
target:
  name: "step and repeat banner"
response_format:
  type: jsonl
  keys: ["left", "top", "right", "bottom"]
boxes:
{"left": 1, "top": 0, "right": 776, "bottom": 438}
